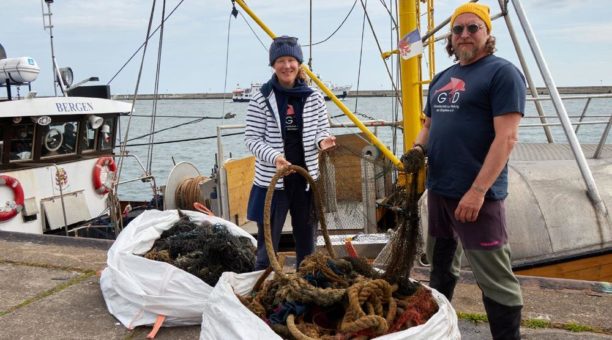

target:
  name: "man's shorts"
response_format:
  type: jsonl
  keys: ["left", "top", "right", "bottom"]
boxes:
{"left": 427, "top": 190, "right": 508, "bottom": 251}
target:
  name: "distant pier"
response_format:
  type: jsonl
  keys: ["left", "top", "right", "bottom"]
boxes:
{"left": 113, "top": 86, "right": 612, "bottom": 100}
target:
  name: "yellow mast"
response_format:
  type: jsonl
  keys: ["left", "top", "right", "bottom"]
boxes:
{"left": 398, "top": 0, "right": 423, "bottom": 152}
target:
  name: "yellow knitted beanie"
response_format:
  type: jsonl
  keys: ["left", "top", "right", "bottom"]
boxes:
{"left": 451, "top": 3, "right": 492, "bottom": 32}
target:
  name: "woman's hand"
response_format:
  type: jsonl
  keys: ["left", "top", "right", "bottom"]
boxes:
{"left": 275, "top": 156, "right": 294, "bottom": 175}
{"left": 319, "top": 136, "right": 337, "bottom": 151}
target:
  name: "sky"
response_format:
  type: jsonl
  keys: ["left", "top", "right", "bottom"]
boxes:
{"left": 2, "top": 0, "right": 611, "bottom": 96}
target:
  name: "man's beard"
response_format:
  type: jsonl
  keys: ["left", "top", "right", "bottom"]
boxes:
{"left": 455, "top": 45, "right": 477, "bottom": 62}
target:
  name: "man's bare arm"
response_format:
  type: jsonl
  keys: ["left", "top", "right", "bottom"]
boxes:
{"left": 454, "top": 112, "right": 522, "bottom": 223}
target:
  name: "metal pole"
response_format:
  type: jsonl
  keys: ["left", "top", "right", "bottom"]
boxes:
{"left": 594, "top": 115, "right": 612, "bottom": 159}
{"left": 512, "top": 0, "right": 607, "bottom": 215}
{"left": 53, "top": 165, "right": 69, "bottom": 236}
{"left": 498, "top": 0, "right": 553, "bottom": 143}
{"left": 398, "top": 0, "right": 422, "bottom": 151}
{"left": 216, "top": 125, "right": 232, "bottom": 220}
{"left": 41, "top": 0, "right": 57, "bottom": 96}
{"left": 574, "top": 97, "right": 591, "bottom": 134}
{"left": 308, "top": 0, "right": 313, "bottom": 71}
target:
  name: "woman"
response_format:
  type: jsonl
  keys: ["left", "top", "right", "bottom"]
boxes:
{"left": 245, "top": 35, "right": 336, "bottom": 270}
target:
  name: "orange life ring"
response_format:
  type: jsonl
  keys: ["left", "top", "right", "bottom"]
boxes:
{"left": 93, "top": 157, "right": 117, "bottom": 195}
{"left": 0, "top": 175, "right": 25, "bottom": 221}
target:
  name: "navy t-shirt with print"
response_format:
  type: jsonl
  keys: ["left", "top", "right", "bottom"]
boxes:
{"left": 424, "top": 55, "right": 526, "bottom": 200}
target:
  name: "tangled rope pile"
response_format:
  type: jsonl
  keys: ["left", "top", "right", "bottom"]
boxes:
{"left": 143, "top": 211, "right": 256, "bottom": 286}
{"left": 238, "top": 165, "right": 438, "bottom": 339}
{"left": 240, "top": 252, "right": 438, "bottom": 339}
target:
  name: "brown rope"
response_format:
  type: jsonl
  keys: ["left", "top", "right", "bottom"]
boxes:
{"left": 339, "top": 279, "right": 397, "bottom": 336}
{"left": 175, "top": 175, "right": 208, "bottom": 210}
{"left": 287, "top": 314, "right": 319, "bottom": 340}
{"left": 263, "top": 165, "right": 336, "bottom": 277}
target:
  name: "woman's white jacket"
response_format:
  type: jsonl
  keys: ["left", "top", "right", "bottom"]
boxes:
{"left": 244, "top": 87, "right": 331, "bottom": 189}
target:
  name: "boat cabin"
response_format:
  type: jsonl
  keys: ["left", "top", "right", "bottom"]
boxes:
{"left": 1, "top": 62, "right": 131, "bottom": 236}
{"left": 0, "top": 96, "right": 120, "bottom": 169}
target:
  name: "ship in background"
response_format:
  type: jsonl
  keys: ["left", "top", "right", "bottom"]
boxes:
{"left": 232, "top": 81, "right": 350, "bottom": 102}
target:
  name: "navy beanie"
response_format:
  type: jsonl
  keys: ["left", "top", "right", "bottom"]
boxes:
{"left": 269, "top": 36, "right": 303, "bottom": 66}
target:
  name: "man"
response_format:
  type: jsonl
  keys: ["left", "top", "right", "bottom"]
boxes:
{"left": 404, "top": 3, "right": 525, "bottom": 339}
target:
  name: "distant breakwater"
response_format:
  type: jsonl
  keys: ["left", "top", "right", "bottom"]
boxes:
{"left": 113, "top": 86, "right": 612, "bottom": 100}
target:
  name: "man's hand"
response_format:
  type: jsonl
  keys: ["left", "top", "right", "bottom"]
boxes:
{"left": 319, "top": 136, "right": 337, "bottom": 151}
{"left": 400, "top": 146, "right": 425, "bottom": 173}
{"left": 454, "top": 186, "right": 485, "bottom": 223}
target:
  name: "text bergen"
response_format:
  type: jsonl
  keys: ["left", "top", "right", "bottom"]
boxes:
{"left": 55, "top": 102, "right": 94, "bottom": 112}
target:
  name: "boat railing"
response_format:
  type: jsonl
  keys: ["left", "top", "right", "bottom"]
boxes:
{"left": 214, "top": 121, "right": 399, "bottom": 221}
{"left": 522, "top": 93, "right": 612, "bottom": 159}
{"left": 114, "top": 152, "right": 156, "bottom": 186}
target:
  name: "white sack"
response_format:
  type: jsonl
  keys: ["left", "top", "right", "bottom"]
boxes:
{"left": 100, "top": 209, "right": 256, "bottom": 328}
{"left": 201, "top": 271, "right": 460, "bottom": 340}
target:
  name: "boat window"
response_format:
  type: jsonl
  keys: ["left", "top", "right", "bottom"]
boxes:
{"left": 82, "top": 119, "right": 97, "bottom": 153}
{"left": 0, "top": 129, "right": 3, "bottom": 163}
{"left": 9, "top": 123, "right": 34, "bottom": 162}
{"left": 41, "top": 121, "right": 79, "bottom": 158}
{"left": 98, "top": 117, "right": 114, "bottom": 150}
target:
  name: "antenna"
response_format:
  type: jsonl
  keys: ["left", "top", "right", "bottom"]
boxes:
{"left": 41, "top": 0, "right": 66, "bottom": 96}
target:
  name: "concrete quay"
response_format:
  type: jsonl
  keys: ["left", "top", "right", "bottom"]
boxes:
{"left": 0, "top": 230, "right": 610, "bottom": 340}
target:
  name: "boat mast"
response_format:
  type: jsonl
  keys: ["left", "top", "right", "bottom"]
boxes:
{"left": 398, "top": 0, "right": 422, "bottom": 152}
{"left": 41, "top": 0, "right": 66, "bottom": 96}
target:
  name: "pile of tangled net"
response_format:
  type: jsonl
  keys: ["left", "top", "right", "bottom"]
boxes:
{"left": 143, "top": 212, "right": 256, "bottom": 286}
{"left": 238, "top": 251, "right": 438, "bottom": 339}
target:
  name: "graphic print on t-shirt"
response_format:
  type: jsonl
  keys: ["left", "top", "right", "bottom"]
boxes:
{"left": 285, "top": 104, "right": 298, "bottom": 132}
{"left": 432, "top": 77, "right": 466, "bottom": 112}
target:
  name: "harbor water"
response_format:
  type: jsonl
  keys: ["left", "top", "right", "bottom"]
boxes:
{"left": 116, "top": 95, "right": 612, "bottom": 201}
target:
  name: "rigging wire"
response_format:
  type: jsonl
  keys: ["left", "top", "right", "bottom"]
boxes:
{"left": 353, "top": 0, "right": 368, "bottom": 113}
{"left": 127, "top": 117, "right": 206, "bottom": 142}
{"left": 107, "top": 0, "right": 185, "bottom": 85}
{"left": 123, "top": 131, "right": 244, "bottom": 147}
{"left": 358, "top": 0, "right": 402, "bottom": 106}
{"left": 114, "top": 0, "right": 158, "bottom": 198}
{"left": 221, "top": 7, "right": 237, "bottom": 126}
{"left": 146, "top": 0, "right": 167, "bottom": 174}
{"left": 238, "top": 11, "right": 268, "bottom": 52}
{"left": 377, "top": 0, "right": 398, "bottom": 30}
{"left": 303, "top": 0, "right": 358, "bottom": 47}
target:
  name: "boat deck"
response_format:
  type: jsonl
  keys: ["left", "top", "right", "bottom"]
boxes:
{"left": 512, "top": 143, "right": 612, "bottom": 161}
{"left": 1, "top": 231, "right": 610, "bottom": 339}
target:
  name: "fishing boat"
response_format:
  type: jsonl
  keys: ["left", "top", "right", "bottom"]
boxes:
{"left": 0, "top": 57, "right": 132, "bottom": 237}
{"left": 0, "top": 3, "right": 151, "bottom": 238}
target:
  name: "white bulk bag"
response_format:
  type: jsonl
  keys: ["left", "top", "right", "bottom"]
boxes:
{"left": 100, "top": 209, "right": 256, "bottom": 328}
{"left": 201, "top": 271, "right": 460, "bottom": 340}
